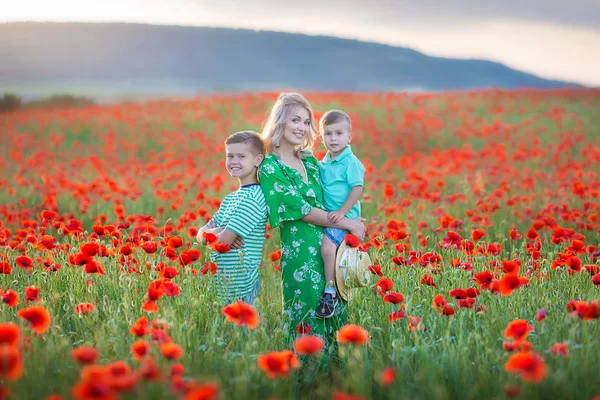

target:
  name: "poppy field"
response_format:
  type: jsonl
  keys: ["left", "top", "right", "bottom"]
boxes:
{"left": 1, "top": 89, "right": 599, "bottom": 400}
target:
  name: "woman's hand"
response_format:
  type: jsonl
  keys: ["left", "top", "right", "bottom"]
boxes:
{"left": 346, "top": 218, "right": 367, "bottom": 241}
{"left": 327, "top": 210, "right": 345, "bottom": 224}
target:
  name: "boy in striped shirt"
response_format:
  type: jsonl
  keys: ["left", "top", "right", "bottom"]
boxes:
{"left": 196, "top": 131, "right": 267, "bottom": 305}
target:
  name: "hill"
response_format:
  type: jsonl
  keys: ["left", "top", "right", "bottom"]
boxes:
{"left": 0, "top": 22, "right": 580, "bottom": 97}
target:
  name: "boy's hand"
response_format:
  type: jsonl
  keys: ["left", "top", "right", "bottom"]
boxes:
{"left": 327, "top": 210, "right": 345, "bottom": 224}
{"left": 231, "top": 236, "right": 244, "bottom": 249}
{"left": 207, "top": 220, "right": 216, "bottom": 229}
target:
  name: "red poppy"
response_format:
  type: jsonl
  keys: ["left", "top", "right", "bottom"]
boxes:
{"left": 130, "top": 316, "right": 150, "bottom": 337}
{"left": 160, "top": 342, "right": 184, "bottom": 360}
{"left": 131, "top": 340, "right": 150, "bottom": 360}
{"left": 333, "top": 392, "right": 367, "bottom": 400}
{"left": 375, "top": 277, "right": 393, "bottom": 296}
{"left": 17, "top": 305, "right": 51, "bottom": 334}
{"left": 295, "top": 322, "right": 312, "bottom": 335}
{"left": 525, "top": 227, "right": 538, "bottom": 240}
{"left": 143, "top": 300, "right": 160, "bottom": 313}
{"left": 408, "top": 316, "right": 423, "bottom": 331}
{"left": 337, "top": 324, "right": 369, "bottom": 345}
{"left": 504, "top": 319, "right": 534, "bottom": 341}
{"left": 473, "top": 270, "right": 494, "bottom": 290}
{"left": 184, "top": 382, "right": 220, "bottom": 400}
{"left": 38, "top": 235, "right": 57, "bottom": 250}
{"left": 80, "top": 242, "right": 99, "bottom": 257}
{"left": 368, "top": 265, "right": 383, "bottom": 276}
{"left": 257, "top": 350, "right": 299, "bottom": 379}
{"left": 509, "top": 229, "right": 522, "bottom": 240}
{"left": 536, "top": 309, "right": 548, "bottom": 322}
{"left": 2, "top": 290, "right": 19, "bottom": 307}
{"left": 548, "top": 342, "right": 568, "bottom": 357}
{"left": 222, "top": 301, "right": 259, "bottom": 329}
{"left": 24, "top": 286, "right": 40, "bottom": 302}
{"left": 201, "top": 262, "right": 217, "bottom": 275}
{"left": 293, "top": 335, "right": 324, "bottom": 355}
{"left": 344, "top": 234, "right": 360, "bottom": 248}
{"left": 504, "top": 351, "right": 547, "bottom": 383}
{"left": 159, "top": 266, "right": 179, "bottom": 279}
{"left": 419, "top": 273, "right": 437, "bottom": 288}
{"left": 0, "top": 345, "right": 23, "bottom": 381}
{"left": 498, "top": 274, "right": 522, "bottom": 296}
{"left": 15, "top": 256, "right": 33, "bottom": 270}
{"left": 0, "top": 261, "right": 11, "bottom": 275}
{"left": 383, "top": 292, "right": 404, "bottom": 304}
{"left": 471, "top": 229, "right": 486, "bottom": 241}
{"left": 170, "top": 362, "right": 184, "bottom": 376}
{"left": 440, "top": 304, "right": 456, "bottom": 316}
{"left": 167, "top": 236, "right": 183, "bottom": 249}
{"left": 449, "top": 289, "right": 468, "bottom": 299}
{"left": 84, "top": 259, "right": 106, "bottom": 275}
{"left": 74, "top": 303, "right": 96, "bottom": 315}
{"left": 141, "top": 241, "right": 158, "bottom": 254}
{"left": 0, "top": 323, "right": 20, "bottom": 347}
{"left": 502, "top": 259, "right": 520, "bottom": 274}
{"left": 163, "top": 281, "right": 181, "bottom": 297}
{"left": 71, "top": 346, "right": 99, "bottom": 364}
{"left": 503, "top": 340, "right": 533, "bottom": 352}
{"left": 592, "top": 273, "right": 600, "bottom": 286}
{"left": 388, "top": 308, "right": 406, "bottom": 322}
{"left": 213, "top": 243, "right": 231, "bottom": 253}
{"left": 379, "top": 366, "right": 396, "bottom": 386}
{"left": 268, "top": 250, "right": 281, "bottom": 262}
{"left": 187, "top": 226, "right": 199, "bottom": 238}
{"left": 202, "top": 232, "right": 218, "bottom": 245}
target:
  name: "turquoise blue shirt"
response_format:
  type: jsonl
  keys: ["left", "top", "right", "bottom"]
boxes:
{"left": 319, "top": 145, "right": 366, "bottom": 219}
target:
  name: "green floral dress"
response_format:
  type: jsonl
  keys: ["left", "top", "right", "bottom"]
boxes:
{"left": 259, "top": 151, "right": 347, "bottom": 344}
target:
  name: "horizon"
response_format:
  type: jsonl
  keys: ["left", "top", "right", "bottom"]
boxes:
{"left": 2, "top": 1, "right": 599, "bottom": 87}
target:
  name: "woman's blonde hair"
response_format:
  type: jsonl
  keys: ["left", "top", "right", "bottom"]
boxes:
{"left": 261, "top": 92, "right": 318, "bottom": 157}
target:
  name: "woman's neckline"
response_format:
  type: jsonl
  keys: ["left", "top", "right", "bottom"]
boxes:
{"left": 271, "top": 153, "right": 309, "bottom": 185}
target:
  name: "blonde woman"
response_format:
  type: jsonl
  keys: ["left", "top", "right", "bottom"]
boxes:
{"left": 259, "top": 92, "right": 366, "bottom": 344}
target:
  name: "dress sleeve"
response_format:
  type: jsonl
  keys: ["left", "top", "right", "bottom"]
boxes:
{"left": 258, "top": 159, "right": 314, "bottom": 228}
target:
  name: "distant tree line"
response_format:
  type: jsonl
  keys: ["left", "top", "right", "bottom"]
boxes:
{"left": 0, "top": 93, "right": 96, "bottom": 113}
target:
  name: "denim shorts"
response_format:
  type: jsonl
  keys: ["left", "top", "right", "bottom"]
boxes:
{"left": 324, "top": 227, "right": 349, "bottom": 248}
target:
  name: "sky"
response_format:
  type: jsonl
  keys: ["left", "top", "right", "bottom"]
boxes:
{"left": 2, "top": 0, "right": 599, "bottom": 86}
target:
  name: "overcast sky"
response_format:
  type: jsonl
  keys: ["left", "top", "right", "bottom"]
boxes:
{"left": 2, "top": 0, "right": 599, "bottom": 86}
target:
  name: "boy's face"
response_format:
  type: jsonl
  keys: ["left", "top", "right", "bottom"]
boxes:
{"left": 225, "top": 142, "right": 263, "bottom": 184}
{"left": 321, "top": 121, "right": 352, "bottom": 156}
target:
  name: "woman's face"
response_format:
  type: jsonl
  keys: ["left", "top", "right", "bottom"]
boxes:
{"left": 281, "top": 106, "right": 310, "bottom": 148}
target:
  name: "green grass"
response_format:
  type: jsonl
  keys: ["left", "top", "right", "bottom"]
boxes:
{"left": 0, "top": 89, "right": 599, "bottom": 399}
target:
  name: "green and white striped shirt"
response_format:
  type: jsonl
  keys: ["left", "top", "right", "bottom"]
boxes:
{"left": 208, "top": 184, "right": 267, "bottom": 301}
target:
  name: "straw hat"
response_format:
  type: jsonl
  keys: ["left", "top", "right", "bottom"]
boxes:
{"left": 334, "top": 241, "right": 372, "bottom": 302}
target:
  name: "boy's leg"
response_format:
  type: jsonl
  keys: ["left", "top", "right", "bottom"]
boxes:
{"left": 316, "top": 233, "right": 339, "bottom": 319}
{"left": 321, "top": 235, "right": 337, "bottom": 285}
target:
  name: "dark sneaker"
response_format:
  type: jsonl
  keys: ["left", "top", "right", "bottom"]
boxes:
{"left": 316, "top": 292, "right": 339, "bottom": 319}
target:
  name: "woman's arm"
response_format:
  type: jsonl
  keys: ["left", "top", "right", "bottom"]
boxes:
{"left": 302, "top": 207, "right": 366, "bottom": 240}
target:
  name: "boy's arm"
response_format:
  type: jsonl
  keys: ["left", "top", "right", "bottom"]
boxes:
{"left": 328, "top": 186, "right": 363, "bottom": 223}
{"left": 196, "top": 223, "right": 241, "bottom": 247}
{"left": 196, "top": 220, "right": 216, "bottom": 245}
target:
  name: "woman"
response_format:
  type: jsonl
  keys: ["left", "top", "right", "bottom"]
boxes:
{"left": 259, "top": 92, "right": 366, "bottom": 344}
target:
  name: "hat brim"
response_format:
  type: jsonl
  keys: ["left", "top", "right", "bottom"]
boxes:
{"left": 334, "top": 242, "right": 371, "bottom": 302}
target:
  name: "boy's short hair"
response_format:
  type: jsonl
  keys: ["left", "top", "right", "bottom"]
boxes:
{"left": 319, "top": 110, "right": 352, "bottom": 133}
{"left": 225, "top": 130, "right": 265, "bottom": 156}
